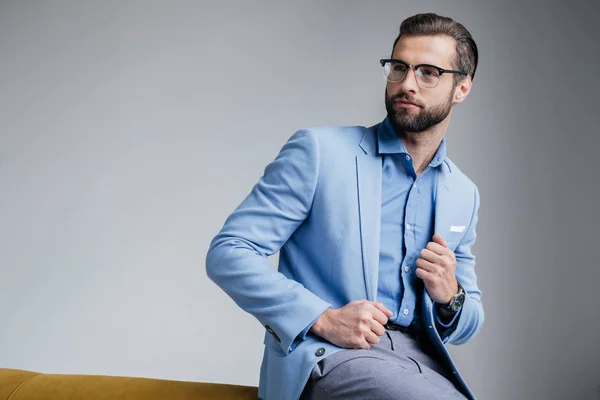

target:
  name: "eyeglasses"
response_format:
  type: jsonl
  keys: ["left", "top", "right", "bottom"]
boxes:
{"left": 380, "top": 59, "right": 467, "bottom": 88}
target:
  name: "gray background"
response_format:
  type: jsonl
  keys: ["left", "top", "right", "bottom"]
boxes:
{"left": 1, "top": 1, "right": 598, "bottom": 399}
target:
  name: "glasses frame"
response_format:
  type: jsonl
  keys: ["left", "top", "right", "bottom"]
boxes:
{"left": 379, "top": 58, "right": 468, "bottom": 88}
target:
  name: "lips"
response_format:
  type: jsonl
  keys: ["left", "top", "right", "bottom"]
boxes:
{"left": 392, "top": 97, "right": 422, "bottom": 108}
{"left": 395, "top": 99, "right": 421, "bottom": 109}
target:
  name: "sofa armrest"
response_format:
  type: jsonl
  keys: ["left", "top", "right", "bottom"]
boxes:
{"left": 0, "top": 368, "right": 258, "bottom": 400}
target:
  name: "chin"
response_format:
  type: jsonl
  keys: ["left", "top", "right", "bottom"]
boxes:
{"left": 394, "top": 106, "right": 421, "bottom": 117}
{"left": 394, "top": 115, "right": 419, "bottom": 127}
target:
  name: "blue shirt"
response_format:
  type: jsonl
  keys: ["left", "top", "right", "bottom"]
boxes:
{"left": 376, "top": 117, "right": 447, "bottom": 328}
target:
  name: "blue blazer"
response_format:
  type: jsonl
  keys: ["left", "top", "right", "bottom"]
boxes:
{"left": 206, "top": 121, "right": 484, "bottom": 400}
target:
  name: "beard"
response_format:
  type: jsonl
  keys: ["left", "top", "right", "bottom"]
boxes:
{"left": 385, "top": 89, "right": 453, "bottom": 134}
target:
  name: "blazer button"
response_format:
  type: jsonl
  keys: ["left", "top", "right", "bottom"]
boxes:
{"left": 315, "top": 348, "right": 325, "bottom": 357}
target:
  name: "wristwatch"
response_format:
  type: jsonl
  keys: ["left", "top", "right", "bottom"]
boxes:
{"left": 439, "top": 281, "right": 466, "bottom": 312}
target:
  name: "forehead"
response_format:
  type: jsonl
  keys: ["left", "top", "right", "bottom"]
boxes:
{"left": 392, "top": 34, "right": 457, "bottom": 68}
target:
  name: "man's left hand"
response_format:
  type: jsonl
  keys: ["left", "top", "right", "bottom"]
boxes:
{"left": 415, "top": 233, "right": 458, "bottom": 305}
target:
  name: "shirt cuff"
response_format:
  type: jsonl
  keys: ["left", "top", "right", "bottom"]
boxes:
{"left": 434, "top": 303, "right": 462, "bottom": 329}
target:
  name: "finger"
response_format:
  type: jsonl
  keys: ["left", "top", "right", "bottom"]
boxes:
{"left": 416, "top": 257, "right": 438, "bottom": 273}
{"left": 364, "top": 329, "right": 380, "bottom": 346}
{"left": 431, "top": 243, "right": 455, "bottom": 262}
{"left": 370, "top": 319, "right": 386, "bottom": 336}
{"left": 426, "top": 241, "right": 448, "bottom": 256}
{"left": 371, "top": 301, "right": 393, "bottom": 318}
{"left": 420, "top": 248, "right": 443, "bottom": 263}
{"left": 370, "top": 307, "right": 389, "bottom": 326}
{"left": 433, "top": 233, "right": 448, "bottom": 247}
{"left": 415, "top": 266, "right": 433, "bottom": 281}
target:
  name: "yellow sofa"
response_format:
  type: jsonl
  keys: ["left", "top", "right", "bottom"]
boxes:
{"left": 0, "top": 368, "right": 258, "bottom": 399}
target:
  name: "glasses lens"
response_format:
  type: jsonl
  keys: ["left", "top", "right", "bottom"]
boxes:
{"left": 384, "top": 61, "right": 407, "bottom": 82}
{"left": 415, "top": 66, "right": 440, "bottom": 88}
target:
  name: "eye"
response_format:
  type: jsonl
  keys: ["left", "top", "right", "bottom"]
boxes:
{"left": 419, "top": 66, "right": 439, "bottom": 77}
{"left": 392, "top": 63, "right": 407, "bottom": 72}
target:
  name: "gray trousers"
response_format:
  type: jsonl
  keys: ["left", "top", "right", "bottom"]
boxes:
{"left": 300, "top": 329, "right": 468, "bottom": 400}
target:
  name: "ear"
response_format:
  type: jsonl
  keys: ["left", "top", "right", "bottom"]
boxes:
{"left": 452, "top": 75, "right": 472, "bottom": 104}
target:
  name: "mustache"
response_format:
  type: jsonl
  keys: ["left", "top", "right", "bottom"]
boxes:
{"left": 388, "top": 94, "right": 424, "bottom": 108}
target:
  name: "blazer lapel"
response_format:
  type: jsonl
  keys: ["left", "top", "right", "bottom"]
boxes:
{"left": 425, "top": 160, "right": 473, "bottom": 311}
{"left": 422, "top": 162, "right": 454, "bottom": 323}
{"left": 434, "top": 162, "right": 452, "bottom": 242}
{"left": 356, "top": 126, "right": 382, "bottom": 301}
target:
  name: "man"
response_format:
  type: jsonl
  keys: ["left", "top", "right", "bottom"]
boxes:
{"left": 206, "top": 13, "right": 483, "bottom": 400}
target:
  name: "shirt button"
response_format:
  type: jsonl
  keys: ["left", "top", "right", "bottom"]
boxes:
{"left": 404, "top": 266, "right": 409, "bottom": 272}
{"left": 413, "top": 183, "right": 417, "bottom": 188}
{"left": 406, "top": 155, "right": 410, "bottom": 160}
{"left": 403, "top": 309, "right": 409, "bottom": 315}
{"left": 315, "top": 348, "right": 325, "bottom": 357}
{"left": 406, "top": 224, "right": 411, "bottom": 230}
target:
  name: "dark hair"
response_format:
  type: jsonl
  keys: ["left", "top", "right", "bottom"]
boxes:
{"left": 392, "top": 13, "right": 478, "bottom": 83}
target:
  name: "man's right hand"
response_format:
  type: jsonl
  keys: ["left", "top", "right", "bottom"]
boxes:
{"left": 310, "top": 300, "right": 393, "bottom": 349}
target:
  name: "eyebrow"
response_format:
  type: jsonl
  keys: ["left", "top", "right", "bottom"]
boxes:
{"left": 390, "top": 57, "right": 453, "bottom": 70}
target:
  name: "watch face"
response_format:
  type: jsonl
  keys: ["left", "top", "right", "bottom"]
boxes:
{"left": 452, "top": 292, "right": 466, "bottom": 310}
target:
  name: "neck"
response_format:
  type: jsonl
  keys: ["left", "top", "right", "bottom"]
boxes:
{"left": 397, "top": 117, "right": 449, "bottom": 176}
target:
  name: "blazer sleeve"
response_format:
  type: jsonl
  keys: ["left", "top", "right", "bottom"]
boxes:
{"left": 205, "top": 129, "right": 331, "bottom": 355}
{"left": 434, "top": 184, "right": 485, "bottom": 345}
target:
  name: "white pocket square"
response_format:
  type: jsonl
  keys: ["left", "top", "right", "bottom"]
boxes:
{"left": 450, "top": 225, "right": 466, "bottom": 233}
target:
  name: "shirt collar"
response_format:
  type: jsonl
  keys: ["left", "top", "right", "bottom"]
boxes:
{"left": 377, "top": 116, "right": 447, "bottom": 169}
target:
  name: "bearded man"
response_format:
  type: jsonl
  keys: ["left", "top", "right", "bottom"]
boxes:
{"left": 207, "top": 12, "right": 484, "bottom": 400}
